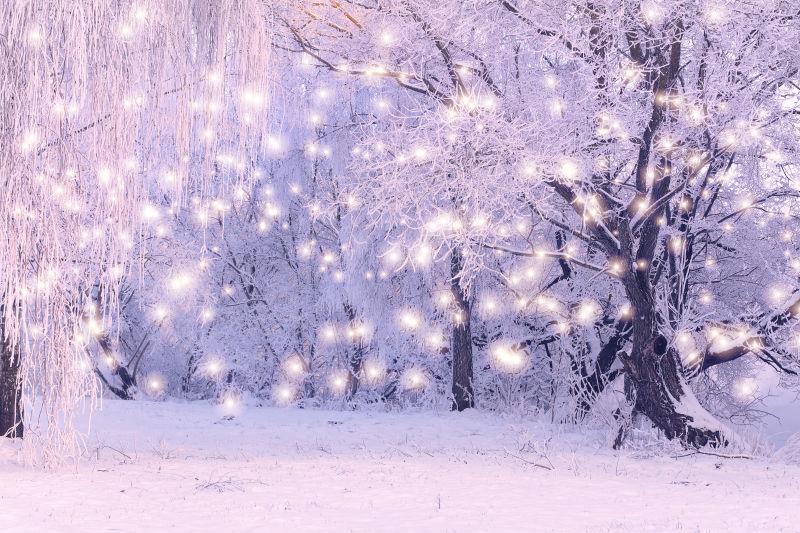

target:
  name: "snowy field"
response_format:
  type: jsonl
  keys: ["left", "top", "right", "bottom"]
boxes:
{"left": 1, "top": 401, "right": 800, "bottom": 532}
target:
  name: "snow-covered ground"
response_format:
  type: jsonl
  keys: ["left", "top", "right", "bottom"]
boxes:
{"left": 1, "top": 400, "right": 800, "bottom": 532}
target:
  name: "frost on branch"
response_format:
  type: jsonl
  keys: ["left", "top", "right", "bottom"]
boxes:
{"left": 0, "top": 1, "right": 275, "bottom": 464}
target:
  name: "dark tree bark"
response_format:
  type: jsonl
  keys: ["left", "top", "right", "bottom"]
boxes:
{"left": 450, "top": 248, "right": 474, "bottom": 411}
{"left": 94, "top": 334, "right": 136, "bottom": 400}
{"left": 94, "top": 366, "right": 135, "bottom": 400}
{"left": 618, "top": 272, "right": 725, "bottom": 448}
{"left": 0, "top": 306, "right": 23, "bottom": 438}
{"left": 574, "top": 318, "right": 630, "bottom": 419}
{"left": 613, "top": 374, "right": 637, "bottom": 450}
{"left": 343, "top": 302, "right": 365, "bottom": 399}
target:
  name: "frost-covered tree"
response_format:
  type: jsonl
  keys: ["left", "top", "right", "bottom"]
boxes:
{"left": 283, "top": 0, "right": 800, "bottom": 446}
{"left": 6, "top": 0, "right": 800, "bottom": 463}
{"left": 95, "top": 64, "right": 444, "bottom": 409}
{"left": 0, "top": 1, "right": 276, "bottom": 461}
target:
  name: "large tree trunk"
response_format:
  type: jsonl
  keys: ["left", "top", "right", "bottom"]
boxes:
{"left": 620, "top": 274, "right": 726, "bottom": 447}
{"left": 623, "top": 343, "right": 725, "bottom": 447}
{"left": 0, "top": 310, "right": 23, "bottom": 439}
{"left": 450, "top": 248, "right": 474, "bottom": 411}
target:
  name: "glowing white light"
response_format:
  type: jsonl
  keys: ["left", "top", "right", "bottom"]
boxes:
{"left": 265, "top": 202, "right": 281, "bottom": 218}
{"left": 769, "top": 286, "right": 787, "bottom": 304}
{"left": 642, "top": 2, "right": 664, "bottom": 24}
{"left": 141, "top": 203, "right": 160, "bottom": 221}
{"left": 240, "top": 88, "right": 265, "bottom": 107}
{"left": 275, "top": 384, "right": 295, "bottom": 404}
{"left": 384, "top": 247, "right": 403, "bottom": 266}
{"left": 575, "top": 300, "right": 600, "bottom": 323}
{"left": 436, "top": 292, "right": 453, "bottom": 307}
{"left": 169, "top": 272, "right": 193, "bottom": 293}
{"left": 491, "top": 343, "right": 526, "bottom": 373}
{"left": 201, "top": 308, "right": 214, "bottom": 322}
{"left": 403, "top": 368, "right": 426, "bottom": 390}
{"left": 132, "top": 5, "right": 147, "bottom": 20}
{"left": 414, "top": 242, "right": 433, "bottom": 265}
{"left": 481, "top": 296, "right": 500, "bottom": 316}
{"left": 399, "top": 310, "right": 421, "bottom": 330}
{"left": 677, "top": 332, "right": 692, "bottom": 345}
{"left": 218, "top": 392, "right": 243, "bottom": 415}
{"left": 223, "top": 396, "right": 238, "bottom": 409}
{"left": 154, "top": 305, "right": 168, "bottom": 321}
{"left": 28, "top": 27, "right": 44, "bottom": 46}
{"left": 206, "top": 69, "right": 223, "bottom": 85}
{"left": 147, "top": 375, "right": 165, "bottom": 394}
{"left": 329, "top": 373, "right": 348, "bottom": 394}
{"left": 737, "top": 378, "right": 757, "bottom": 399}
{"left": 379, "top": 30, "right": 394, "bottom": 46}
{"left": 363, "top": 359, "right": 385, "bottom": 382}
{"left": 559, "top": 159, "right": 579, "bottom": 180}
{"left": 284, "top": 355, "right": 305, "bottom": 377}
{"left": 426, "top": 332, "right": 445, "bottom": 350}
{"left": 19, "top": 130, "right": 39, "bottom": 153}
{"left": 266, "top": 135, "right": 282, "bottom": 152}
{"left": 705, "top": 6, "right": 726, "bottom": 24}
{"left": 203, "top": 358, "right": 224, "bottom": 378}
{"left": 85, "top": 318, "right": 104, "bottom": 336}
